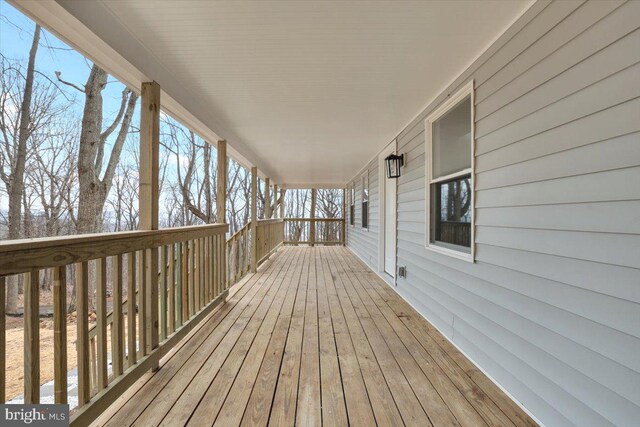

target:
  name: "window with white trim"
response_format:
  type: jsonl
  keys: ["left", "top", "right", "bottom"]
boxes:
{"left": 425, "top": 81, "right": 474, "bottom": 260}
{"left": 361, "top": 172, "right": 369, "bottom": 229}
{"left": 349, "top": 183, "right": 355, "bottom": 226}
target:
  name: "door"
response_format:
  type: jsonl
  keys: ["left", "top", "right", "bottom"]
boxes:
{"left": 379, "top": 141, "right": 397, "bottom": 278}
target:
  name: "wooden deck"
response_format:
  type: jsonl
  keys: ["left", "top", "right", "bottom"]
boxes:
{"left": 94, "top": 246, "right": 536, "bottom": 427}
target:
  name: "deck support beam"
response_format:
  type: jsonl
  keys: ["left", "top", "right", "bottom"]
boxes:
{"left": 310, "top": 188, "right": 316, "bottom": 247}
{"left": 250, "top": 167, "right": 258, "bottom": 273}
{"left": 140, "top": 81, "right": 161, "bottom": 370}
{"left": 280, "top": 188, "right": 285, "bottom": 219}
{"left": 217, "top": 140, "right": 228, "bottom": 289}
{"left": 273, "top": 184, "right": 278, "bottom": 218}
{"left": 216, "top": 140, "right": 227, "bottom": 224}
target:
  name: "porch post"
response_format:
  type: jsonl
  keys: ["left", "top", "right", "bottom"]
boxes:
{"left": 250, "top": 167, "right": 258, "bottom": 272}
{"left": 280, "top": 188, "right": 285, "bottom": 218}
{"left": 217, "top": 139, "right": 228, "bottom": 290}
{"left": 140, "top": 81, "right": 160, "bottom": 369}
{"left": 216, "top": 140, "right": 227, "bottom": 224}
{"left": 265, "top": 177, "right": 271, "bottom": 219}
{"left": 310, "top": 188, "right": 316, "bottom": 247}
{"left": 273, "top": 184, "right": 278, "bottom": 218}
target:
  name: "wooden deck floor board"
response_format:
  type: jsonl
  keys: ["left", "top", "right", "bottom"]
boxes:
{"left": 133, "top": 248, "right": 297, "bottom": 426}
{"left": 101, "top": 248, "right": 294, "bottom": 427}
{"left": 240, "top": 248, "right": 307, "bottom": 427}
{"left": 160, "top": 247, "right": 299, "bottom": 425}
{"left": 94, "top": 246, "right": 536, "bottom": 427}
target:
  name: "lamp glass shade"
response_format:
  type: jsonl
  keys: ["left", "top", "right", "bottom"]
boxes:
{"left": 384, "top": 154, "right": 403, "bottom": 179}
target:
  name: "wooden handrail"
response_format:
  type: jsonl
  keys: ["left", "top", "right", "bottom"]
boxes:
{"left": 282, "top": 218, "right": 345, "bottom": 246}
{"left": 0, "top": 223, "right": 229, "bottom": 426}
{"left": 283, "top": 217, "right": 343, "bottom": 222}
{"left": 0, "top": 223, "right": 228, "bottom": 276}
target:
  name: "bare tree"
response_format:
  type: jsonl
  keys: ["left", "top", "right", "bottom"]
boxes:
{"left": 56, "top": 65, "right": 138, "bottom": 234}
{"left": 0, "top": 24, "right": 41, "bottom": 312}
{"left": 161, "top": 116, "right": 216, "bottom": 225}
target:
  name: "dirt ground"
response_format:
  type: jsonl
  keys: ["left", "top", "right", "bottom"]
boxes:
{"left": 5, "top": 315, "right": 79, "bottom": 401}
{"left": 4, "top": 288, "right": 114, "bottom": 402}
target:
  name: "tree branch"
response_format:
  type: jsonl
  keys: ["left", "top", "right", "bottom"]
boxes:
{"left": 54, "top": 71, "right": 85, "bottom": 93}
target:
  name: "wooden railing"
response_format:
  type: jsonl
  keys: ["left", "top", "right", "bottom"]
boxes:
{"left": 283, "top": 218, "right": 345, "bottom": 245}
{"left": 226, "top": 221, "right": 251, "bottom": 286}
{"left": 226, "top": 219, "right": 284, "bottom": 287}
{"left": 436, "top": 221, "right": 471, "bottom": 247}
{"left": 0, "top": 223, "right": 228, "bottom": 425}
{"left": 255, "top": 219, "right": 284, "bottom": 264}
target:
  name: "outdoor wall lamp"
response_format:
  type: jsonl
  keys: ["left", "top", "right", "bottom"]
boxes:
{"left": 384, "top": 153, "right": 404, "bottom": 179}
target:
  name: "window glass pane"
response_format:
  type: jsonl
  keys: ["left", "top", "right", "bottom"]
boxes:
{"left": 432, "top": 96, "right": 471, "bottom": 178}
{"left": 435, "top": 175, "right": 471, "bottom": 248}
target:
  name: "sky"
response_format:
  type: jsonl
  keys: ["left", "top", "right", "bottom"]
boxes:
{"left": 0, "top": 0, "right": 138, "bottom": 212}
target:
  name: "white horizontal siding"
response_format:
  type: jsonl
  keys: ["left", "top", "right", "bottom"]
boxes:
{"left": 348, "top": 1, "right": 640, "bottom": 425}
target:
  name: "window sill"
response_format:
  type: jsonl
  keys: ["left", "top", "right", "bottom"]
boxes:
{"left": 425, "top": 243, "right": 474, "bottom": 263}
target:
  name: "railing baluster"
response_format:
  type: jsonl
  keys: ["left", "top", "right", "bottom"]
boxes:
{"left": 127, "top": 252, "right": 137, "bottom": 367}
{"left": 168, "top": 244, "right": 175, "bottom": 335}
{"left": 214, "top": 235, "right": 220, "bottom": 296}
{"left": 53, "top": 266, "right": 67, "bottom": 404}
{"left": 0, "top": 276, "right": 5, "bottom": 403}
{"left": 182, "top": 241, "right": 189, "bottom": 323}
{"left": 198, "top": 238, "right": 202, "bottom": 308}
{"left": 76, "top": 261, "right": 90, "bottom": 406}
{"left": 181, "top": 240, "right": 188, "bottom": 324}
{"left": 97, "top": 258, "right": 108, "bottom": 390}
{"left": 112, "top": 254, "right": 124, "bottom": 376}
{"left": 89, "top": 337, "right": 97, "bottom": 395}
{"left": 24, "top": 270, "right": 40, "bottom": 404}
{"left": 148, "top": 245, "right": 159, "bottom": 364}
{"left": 188, "top": 240, "right": 195, "bottom": 316}
{"left": 138, "top": 250, "right": 147, "bottom": 358}
{"left": 195, "top": 239, "right": 200, "bottom": 310}
{"left": 160, "top": 245, "right": 167, "bottom": 341}
{"left": 0, "top": 223, "right": 229, "bottom": 422}
{"left": 208, "top": 237, "right": 213, "bottom": 301}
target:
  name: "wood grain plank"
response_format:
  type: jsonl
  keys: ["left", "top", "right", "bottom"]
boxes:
{"left": 52, "top": 267, "right": 68, "bottom": 403}
{"left": 77, "top": 262, "right": 90, "bottom": 406}
{"left": 128, "top": 248, "right": 295, "bottom": 426}
{"left": 315, "top": 249, "right": 348, "bottom": 426}
{"left": 112, "top": 255, "right": 124, "bottom": 377}
{"left": 328, "top": 249, "right": 432, "bottom": 426}
{"left": 24, "top": 270, "right": 40, "bottom": 404}
{"left": 162, "top": 247, "right": 294, "bottom": 425}
{"left": 127, "top": 253, "right": 137, "bottom": 368}
{"left": 138, "top": 251, "right": 147, "bottom": 359}
{"left": 100, "top": 251, "right": 282, "bottom": 427}
{"left": 240, "top": 248, "right": 307, "bottom": 427}
{"left": 268, "top": 248, "right": 310, "bottom": 426}
{"left": 0, "top": 276, "right": 5, "bottom": 403}
{"left": 296, "top": 247, "right": 321, "bottom": 425}
{"left": 333, "top": 250, "right": 467, "bottom": 427}
{"left": 96, "top": 258, "right": 108, "bottom": 390}
{"left": 324, "top": 249, "right": 405, "bottom": 426}
{"left": 343, "top": 249, "right": 536, "bottom": 427}
{"left": 188, "top": 248, "right": 300, "bottom": 426}
{"left": 319, "top": 249, "right": 376, "bottom": 426}
{"left": 167, "top": 244, "right": 175, "bottom": 335}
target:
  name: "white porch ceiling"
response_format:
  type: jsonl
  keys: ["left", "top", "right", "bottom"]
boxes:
{"left": 54, "top": 0, "right": 531, "bottom": 186}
